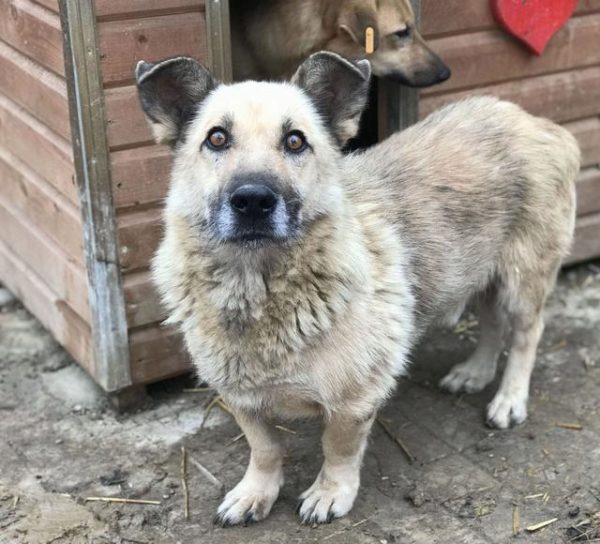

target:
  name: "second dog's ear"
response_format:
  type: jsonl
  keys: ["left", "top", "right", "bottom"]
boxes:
{"left": 135, "top": 56, "right": 215, "bottom": 147}
{"left": 292, "top": 52, "right": 371, "bottom": 145}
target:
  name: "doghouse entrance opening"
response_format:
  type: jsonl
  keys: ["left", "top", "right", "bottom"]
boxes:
{"left": 207, "top": 0, "right": 421, "bottom": 148}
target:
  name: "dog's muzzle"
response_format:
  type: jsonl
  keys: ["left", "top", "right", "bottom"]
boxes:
{"left": 214, "top": 181, "right": 295, "bottom": 243}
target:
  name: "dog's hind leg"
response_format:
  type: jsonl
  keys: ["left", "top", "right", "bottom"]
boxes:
{"left": 440, "top": 286, "right": 507, "bottom": 394}
{"left": 297, "top": 411, "right": 374, "bottom": 524}
{"left": 486, "top": 260, "right": 560, "bottom": 429}
{"left": 214, "top": 408, "right": 284, "bottom": 526}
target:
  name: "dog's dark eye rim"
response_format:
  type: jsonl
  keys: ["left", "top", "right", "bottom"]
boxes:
{"left": 395, "top": 26, "right": 410, "bottom": 38}
{"left": 284, "top": 130, "right": 308, "bottom": 153}
{"left": 205, "top": 127, "right": 230, "bottom": 151}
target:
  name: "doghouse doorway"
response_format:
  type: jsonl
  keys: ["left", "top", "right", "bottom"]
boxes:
{"left": 205, "top": 0, "right": 422, "bottom": 142}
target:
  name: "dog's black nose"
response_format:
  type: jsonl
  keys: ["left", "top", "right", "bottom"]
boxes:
{"left": 437, "top": 63, "right": 451, "bottom": 83}
{"left": 230, "top": 185, "right": 277, "bottom": 218}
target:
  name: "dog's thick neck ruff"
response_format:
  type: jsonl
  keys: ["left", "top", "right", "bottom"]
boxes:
{"left": 159, "top": 191, "right": 369, "bottom": 332}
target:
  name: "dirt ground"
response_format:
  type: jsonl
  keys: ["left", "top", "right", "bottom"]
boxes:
{"left": 0, "top": 263, "right": 599, "bottom": 544}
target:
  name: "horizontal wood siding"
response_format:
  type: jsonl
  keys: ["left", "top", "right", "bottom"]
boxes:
{"left": 111, "top": 145, "right": 171, "bottom": 209}
{"left": 0, "top": 1, "right": 92, "bottom": 375}
{"left": 567, "top": 214, "right": 600, "bottom": 265}
{"left": 96, "top": 0, "right": 204, "bottom": 20}
{"left": 421, "top": 0, "right": 600, "bottom": 37}
{"left": 576, "top": 168, "right": 600, "bottom": 216}
{"left": 0, "top": 147, "right": 83, "bottom": 266}
{"left": 129, "top": 327, "right": 189, "bottom": 384}
{"left": 0, "top": 94, "right": 77, "bottom": 204}
{"left": 96, "top": 1, "right": 207, "bottom": 384}
{"left": 31, "top": 0, "right": 59, "bottom": 13}
{"left": 0, "top": 0, "right": 64, "bottom": 76}
{"left": 0, "top": 41, "right": 71, "bottom": 139}
{"left": 420, "top": 66, "right": 600, "bottom": 122}
{"left": 421, "top": 4, "right": 600, "bottom": 264}
{"left": 0, "top": 193, "right": 89, "bottom": 322}
{"left": 98, "top": 12, "right": 207, "bottom": 86}
{"left": 0, "top": 238, "right": 93, "bottom": 370}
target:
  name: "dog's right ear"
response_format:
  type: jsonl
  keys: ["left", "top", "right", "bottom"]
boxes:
{"left": 292, "top": 52, "right": 371, "bottom": 145}
{"left": 135, "top": 56, "right": 215, "bottom": 147}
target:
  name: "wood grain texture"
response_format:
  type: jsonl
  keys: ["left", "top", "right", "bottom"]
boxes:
{"left": 0, "top": 195, "right": 90, "bottom": 322}
{"left": 421, "top": 0, "right": 600, "bottom": 37}
{"left": 31, "top": 0, "right": 59, "bottom": 12}
{"left": 105, "top": 85, "right": 153, "bottom": 149}
{"left": 117, "top": 208, "right": 163, "bottom": 272}
{"left": 0, "top": 40, "right": 70, "bottom": 139}
{"left": 60, "top": 0, "right": 131, "bottom": 391}
{"left": 0, "top": 0, "right": 64, "bottom": 76}
{"left": 95, "top": 0, "right": 204, "bottom": 20}
{"left": 129, "top": 326, "right": 190, "bottom": 385}
{"left": 111, "top": 144, "right": 172, "bottom": 209}
{"left": 0, "top": 94, "right": 77, "bottom": 204}
{"left": 0, "top": 147, "right": 84, "bottom": 266}
{"left": 98, "top": 12, "right": 207, "bottom": 85}
{"left": 420, "top": 66, "right": 600, "bottom": 123}
{"left": 0, "top": 238, "right": 93, "bottom": 371}
{"left": 576, "top": 167, "right": 600, "bottom": 216}
{"left": 565, "top": 117, "right": 600, "bottom": 168}
{"left": 123, "top": 270, "right": 164, "bottom": 328}
{"left": 422, "top": 14, "right": 600, "bottom": 95}
{"left": 566, "top": 212, "right": 600, "bottom": 264}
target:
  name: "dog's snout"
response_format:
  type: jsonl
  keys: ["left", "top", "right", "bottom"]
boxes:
{"left": 230, "top": 185, "right": 278, "bottom": 218}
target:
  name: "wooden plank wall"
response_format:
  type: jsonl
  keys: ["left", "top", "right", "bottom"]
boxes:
{"left": 420, "top": 0, "right": 600, "bottom": 264}
{"left": 0, "top": 0, "right": 93, "bottom": 369}
{"left": 97, "top": 0, "right": 208, "bottom": 384}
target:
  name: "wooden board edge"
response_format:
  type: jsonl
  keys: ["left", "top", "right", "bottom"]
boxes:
{"left": 206, "top": 0, "right": 232, "bottom": 82}
{"left": 60, "top": 0, "right": 131, "bottom": 392}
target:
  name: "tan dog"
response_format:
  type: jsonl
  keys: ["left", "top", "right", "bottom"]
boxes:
{"left": 135, "top": 53, "right": 579, "bottom": 526}
{"left": 230, "top": 0, "right": 450, "bottom": 85}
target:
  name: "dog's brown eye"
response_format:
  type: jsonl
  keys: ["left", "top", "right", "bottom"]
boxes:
{"left": 206, "top": 128, "right": 229, "bottom": 150}
{"left": 284, "top": 131, "right": 307, "bottom": 153}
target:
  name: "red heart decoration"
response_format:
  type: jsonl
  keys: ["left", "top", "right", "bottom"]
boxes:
{"left": 491, "top": 0, "right": 577, "bottom": 55}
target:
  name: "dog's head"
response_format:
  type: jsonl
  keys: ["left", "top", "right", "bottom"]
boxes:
{"left": 327, "top": 0, "right": 450, "bottom": 87}
{"left": 136, "top": 52, "right": 370, "bottom": 246}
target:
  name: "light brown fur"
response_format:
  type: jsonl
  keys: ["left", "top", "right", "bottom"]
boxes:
{"left": 230, "top": 0, "right": 450, "bottom": 86}
{"left": 136, "top": 53, "right": 580, "bottom": 526}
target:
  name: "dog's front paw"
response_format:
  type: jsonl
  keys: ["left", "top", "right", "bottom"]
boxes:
{"left": 486, "top": 389, "right": 528, "bottom": 429}
{"left": 214, "top": 476, "right": 281, "bottom": 527}
{"left": 440, "top": 361, "right": 496, "bottom": 394}
{"left": 297, "top": 475, "right": 358, "bottom": 525}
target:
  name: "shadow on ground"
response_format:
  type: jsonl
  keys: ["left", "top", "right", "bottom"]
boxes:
{"left": 0, "top": 264, "right": 599, "bottom": 543}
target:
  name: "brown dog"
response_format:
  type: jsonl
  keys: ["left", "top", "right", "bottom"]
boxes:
{"left": 231, "top": 0, "right": 450, "bottom": 85}
{"left": 136, "top": 52, "right": 579, "bottom": 526}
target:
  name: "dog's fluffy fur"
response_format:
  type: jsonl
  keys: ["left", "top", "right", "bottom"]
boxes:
{"left": 135, "top": 53, "right": 579, "bottom": 526}
{"left": 230, "top": 0, "right": 450, "bottom": 86}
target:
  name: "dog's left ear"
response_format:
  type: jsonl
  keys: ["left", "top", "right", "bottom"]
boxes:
{"left": 135, "top": 56, "right": 216, "bottom": 147}
{"left": 292, "top": 52, "right": 371, "bottom": 145}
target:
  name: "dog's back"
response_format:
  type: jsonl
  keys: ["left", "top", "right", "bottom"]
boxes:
{"left": 346, "top": 96, "right": 579, "bottom": 333}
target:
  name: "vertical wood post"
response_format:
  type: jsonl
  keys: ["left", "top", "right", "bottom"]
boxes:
{"left": 206, "top": 0, "right": 233, "bottom": 82}
{"left": 59, "top": 0, "right": 131, "bottom": 392}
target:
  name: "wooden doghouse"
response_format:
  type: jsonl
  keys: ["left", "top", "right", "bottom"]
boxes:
{"left": 0, "top": 0, "right": 599, "bottom": 398}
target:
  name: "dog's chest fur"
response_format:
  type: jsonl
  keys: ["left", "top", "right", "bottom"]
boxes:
{"left": 154, "top": 209, "right": 415, "bottom": 416}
